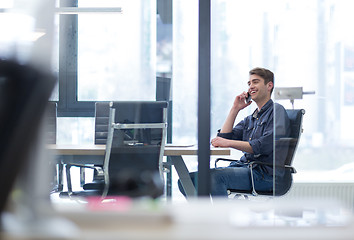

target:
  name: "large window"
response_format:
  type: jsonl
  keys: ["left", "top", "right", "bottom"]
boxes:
{"left": 55, "top": 0, "right": 156, "bottom": 119}
{"left": 54, "top": 0, "right": 156, "bottom": 144}
{"left": 77, "top": 0, "right": 156, "bottom": 102}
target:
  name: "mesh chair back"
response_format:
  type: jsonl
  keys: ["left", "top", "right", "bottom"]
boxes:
{"left": 94, "top": 102, "right": 110, "bottom": 145}
{"left": 45, "top": 102, "right": 57, "bottom": 144}
{"left": 104, "top": 101, "right": 168, "bottom": 198}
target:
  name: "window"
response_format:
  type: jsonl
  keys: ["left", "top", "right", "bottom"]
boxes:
{"left": 56, "top": 0, "right": 156, "bottom": 118}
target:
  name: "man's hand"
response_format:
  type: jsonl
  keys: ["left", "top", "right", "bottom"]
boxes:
{"left": 232, "top": 91, "right": 252, "bottom": 111}
{"left": 220, "top": 91, "right": 252, "bottom": 134}
{"left": 211, "top": 136, "right": 254, "bottom": 154}
{"left": 211, "top": 136, "right": 231, "bottom": 148}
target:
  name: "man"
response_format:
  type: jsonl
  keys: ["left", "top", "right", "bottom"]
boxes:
{"left": 179, "top": 67, "right": 290, "bottom": 197}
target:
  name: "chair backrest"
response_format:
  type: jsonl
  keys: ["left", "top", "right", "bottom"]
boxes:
{"left": 45, "top": 102, "right": 57, "bottom": 144}
{"left": 102, "top": 101, "right": 168, "bottom": 198}
{"left": 283, "top": 109, "right": 305, "bottom": 166}
{"left": 273, "top": 109, "right": 305, "bottom": 196}
{"left": 94, "top": 102, "right": 110, "bottom": 145}
{"left": 156, "top": 77, "right": 172, "bottom": 143}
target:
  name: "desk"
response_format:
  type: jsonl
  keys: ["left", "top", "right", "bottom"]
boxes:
{"left": 49, "top": 144, "right": 230, "bottom": 197}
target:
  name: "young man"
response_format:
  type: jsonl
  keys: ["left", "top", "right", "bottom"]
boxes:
{"left": 179, "top": 67, "right": 290, "bottom": 197}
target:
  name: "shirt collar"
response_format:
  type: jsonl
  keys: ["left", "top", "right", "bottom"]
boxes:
{"left": 252, "top": 99, "right": 273, "bottom": 118}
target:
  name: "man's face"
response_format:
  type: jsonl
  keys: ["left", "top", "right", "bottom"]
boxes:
{"left": 247, "top": 74, "right": 272, "bottom": 103}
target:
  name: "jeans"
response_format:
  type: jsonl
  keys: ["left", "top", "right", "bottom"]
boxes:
{"left": 178, "top": 164, "right": 274, "bottom": 197}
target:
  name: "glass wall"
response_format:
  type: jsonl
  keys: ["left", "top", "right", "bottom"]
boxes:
{"left": 213, "top": 0, "right": 354, "bottom": 209}
{"left": 170, "top": 0, "right": 354, "bottom": 205}
{"left": 48, "top": 0, "right": 354, "bottom": 205}
{"left": 4, "top": 0, "right": 354, "bottom": 208}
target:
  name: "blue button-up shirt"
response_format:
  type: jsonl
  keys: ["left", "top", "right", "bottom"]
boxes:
{"left": 217, "top": 99, "right": 290, "bottom": 176}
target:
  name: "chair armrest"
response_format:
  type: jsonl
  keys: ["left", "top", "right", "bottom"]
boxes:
{"left": 66, "top": 163, "right": 104, "bottom": 175}
{"left": 65, "top": 164, "right": 104, "bottom": 195}
{"left": 215, "top": 158, "right": 243, "bottom": 168}
{"left": 248, "top": 161, "right": 296, "bottom": 173}
{"left": 215, "top": 158, "right": 296, "bottom": 173}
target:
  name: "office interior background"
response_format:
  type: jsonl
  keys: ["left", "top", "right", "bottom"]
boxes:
{"left": 2, "top": 0, "right": 354, "bottom": 236}
{"left": 48, "top": 0, "right": 354, "bottom": 190}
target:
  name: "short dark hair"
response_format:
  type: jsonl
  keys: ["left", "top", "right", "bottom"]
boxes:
{"left": 249, "top": 67, "right": 274, "bottom": 94}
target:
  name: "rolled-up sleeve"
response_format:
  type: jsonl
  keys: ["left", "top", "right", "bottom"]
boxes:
{"left": 248, "top": 122, "right": 273, "bottom": 156}
{"left": 217, "top": 120, "right": 244, "bottom": 140}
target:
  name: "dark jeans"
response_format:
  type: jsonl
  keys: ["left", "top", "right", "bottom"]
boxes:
{"left": 178, "top": 164, "right": 274, "bottom": 197}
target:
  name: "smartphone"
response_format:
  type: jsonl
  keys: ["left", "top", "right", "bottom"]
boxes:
{"left": 245, "top": 92, "right": 251, "bottom": 103}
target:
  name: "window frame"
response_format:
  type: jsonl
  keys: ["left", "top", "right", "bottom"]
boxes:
{"left": 57, "top": 0, "right": 95, "bottom": 117}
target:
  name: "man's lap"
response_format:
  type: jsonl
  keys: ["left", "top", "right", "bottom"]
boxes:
{"left": 178, "top": 165, "right": 274, "bottom": 197}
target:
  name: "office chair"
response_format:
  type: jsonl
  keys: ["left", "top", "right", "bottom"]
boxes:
{"left": 44, "top": 102, "right": 63, "bottom": 192}
{"left": 156, "top": 77, "right": 174, "bottom": 195}
{"left": 57, "top": 102, "right": 110, "bottom": 192}
{"left": 215, "top": 109, "right": 305, "bottom": 198}
{"left": 45, "top": 102, "right": 57, "bottom": 145}
{"left": 62, "top": 101, "right": 168, "bottom": 199}
{"left": 72, "top": 102, "right": 110, "bottom": 188}
{"left": 94, "top": 102, "right": 111, "bottom": 145}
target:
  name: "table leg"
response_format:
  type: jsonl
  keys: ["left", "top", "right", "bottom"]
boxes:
{"left": 80, "top": 167, "right": 86, "bottom": 187}
{"left": 170, "top": 156, "right": 196, "bottom": 197}
{"left": 57, "top": 161, "right": 63, "bottom": 191}
{"left": 165, "top": 156, "right": 172, "bottom": 197}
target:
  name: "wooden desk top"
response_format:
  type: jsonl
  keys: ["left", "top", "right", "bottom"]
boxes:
{"left": 48, "top": 144, "right": 230, "bottom": 156}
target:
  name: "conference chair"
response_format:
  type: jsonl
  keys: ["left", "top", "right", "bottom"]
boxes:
{"left": 44, "top": 102, "right": 62, "bottom": 192}
{"left": 0, "top": 59, "right": 56, "bottom": 213}
{"left": 95, "top": 102, "right": 111, "bottom": 145}
{"left": 73, "top": 102, "right": 110, "bottom": 187}
{"left": 62, "top": 101, "right": 168, "bottom": 199}
{"left": 45, "top": 102, "right": 57, "bottom": 144}
{"left": 215, "top": 109, "right": 305, "bottom": 198}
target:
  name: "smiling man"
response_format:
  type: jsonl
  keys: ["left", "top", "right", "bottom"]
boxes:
{"left": 178, "top": 67, "right": 291, "bottom": 197}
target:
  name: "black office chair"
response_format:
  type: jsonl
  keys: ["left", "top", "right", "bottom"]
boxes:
{"left": 73, "top": 102, "right": 110, "bottom": 187}
{"left": 57, "top": 102, "right": 110, "bottom": 193}
{"left": 63, "top": 101, "right": 168, "bottom": 199}
{"left": 45, "top": 102, "right": 57, "bottom": 145}
{"left": 44, "top": 102, "right": 63, "bottom": 192}
{"left": 94, "top": 102, "right": 111, "bottom": 145}
{"left": 215, "top": 109, "right": 305, "bottom": 198}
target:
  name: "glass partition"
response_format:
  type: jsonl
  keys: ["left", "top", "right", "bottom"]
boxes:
{"left": 209, "top": 0, "right": 354, "bottom": 225}
{"left": 44, "top": 0, "right": 354, "bottom": 210}
{"left": 2, "top": 0, "right": 354, "bottom": 234}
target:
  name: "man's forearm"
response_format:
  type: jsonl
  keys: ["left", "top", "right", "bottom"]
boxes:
{"left": 212, "top": 137, "right": 254, "bottom": 154}
{"left": 220, "top": 107, "right": 239, "bottom": 133}
{"left": 229, "top": 140, "right": 254, "bottom": 154}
